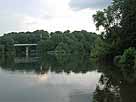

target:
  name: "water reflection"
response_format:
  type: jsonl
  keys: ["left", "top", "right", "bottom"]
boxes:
{"left": 93, "top": 64, "right": 136, "bottom": 102}
{"left": 0, "top": 54, "right": 99, "bottom": 102}
{"left": 1, "top": 54, "right": 136, "bottom": 102}
{"left": 0, "top": 54, "right": 95, "bottom": 74}
{"left": 0, "top": 67, "right": 100, "bottom": 102}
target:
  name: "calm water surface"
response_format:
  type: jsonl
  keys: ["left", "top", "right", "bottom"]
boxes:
{"left": 0, "top": 55, "right": 100, "bottom": 102}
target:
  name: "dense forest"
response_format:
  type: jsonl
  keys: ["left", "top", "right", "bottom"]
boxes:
{"left": 0, "top": 30, "right": 97, "bottom": 56}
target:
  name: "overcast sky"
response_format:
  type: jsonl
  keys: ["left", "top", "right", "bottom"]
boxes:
{"left": 0, "top": 0, "right": 112, "bottom": 35}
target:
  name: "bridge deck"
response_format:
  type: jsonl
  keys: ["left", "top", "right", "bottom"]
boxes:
{"left": 14, "top": 44, "right": 37, "bottom": 47}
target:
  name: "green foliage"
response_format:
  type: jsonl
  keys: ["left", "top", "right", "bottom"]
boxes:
{"left": 0, "top": 30, "right": 97, "bottom": 56}
{"left": 119, "top": 48, "right": 136, "bottom": 66}
{"left": 38, "top": 30, "right": 97, "bottom": 55}
{"left": 0, "top": 35, "right": 15, "bottom": 56}
{"left": 91, "top": 0, "right": 124, "bottom": 62}
{"left": 92, "top": 0, "right": 136, "bottom": 83}
{"left": 0, "top": 30, "right": 50, "bottom": 56}
{"left": 92, "top": 0, "right": 136, "bottom": 61}
{"left": 91, "top": 37, "right": 113, "bottom": 63}
{"left": 115, "top": 48, "right": 136, "bottom": 82}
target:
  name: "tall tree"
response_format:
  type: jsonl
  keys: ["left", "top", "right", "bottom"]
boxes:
{"left": 92, "top": 0, "right": 136, "bottom": 62}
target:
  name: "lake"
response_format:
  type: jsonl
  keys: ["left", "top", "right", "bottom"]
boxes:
{"left": 0, "top": 55, "right": 100, "bottom": 102}
{"left": 0, "top": 54, "right": 136, "bottom": 102}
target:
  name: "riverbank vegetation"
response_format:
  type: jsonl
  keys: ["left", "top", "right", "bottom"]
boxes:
{"left": 91, "top": 0, "right": 136, "bottom": 83}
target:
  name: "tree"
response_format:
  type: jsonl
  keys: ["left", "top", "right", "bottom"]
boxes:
{"left": 92, "top": 0, "right": 136, "bottom": 61}
{"left": 92, "top": 0, "right": 136, "bottom": 83}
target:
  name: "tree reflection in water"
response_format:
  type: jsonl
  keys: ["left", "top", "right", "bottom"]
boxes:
{"left": 1, "top": 54, "right": 136, "bottom": 102}
{"left": 93, "top": 64, "right": 136, "bottom": 102}
{"left": 0, "top": 54, "right": 95, "bottom": 74}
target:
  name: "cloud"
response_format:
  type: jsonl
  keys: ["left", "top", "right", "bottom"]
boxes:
{"left": 0, "top": 12, "right": 25, "bottom": 34}
{"left": 20, "top": 9, "right": 96, "bottom": 33}
{"left": 0, "top": 0, "right": 98, "bottom": 35}
{"left": 69, "top": 0, "right": 112, "bottom": 10}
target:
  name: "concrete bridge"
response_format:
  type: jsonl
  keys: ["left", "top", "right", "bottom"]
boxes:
{"left": 14, "top": 44, "right": 38, "bottom": 57}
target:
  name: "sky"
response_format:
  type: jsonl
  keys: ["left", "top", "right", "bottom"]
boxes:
{"left": 0, "top": 0, "right": 112, "bottom": 35}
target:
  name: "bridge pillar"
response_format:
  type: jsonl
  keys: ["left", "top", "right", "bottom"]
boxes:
{"left": 26, "top": 46, "right": 29, "bottom": 57}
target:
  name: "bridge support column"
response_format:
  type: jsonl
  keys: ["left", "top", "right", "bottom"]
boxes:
{"left": 26, "top": 46, "right": 29, "bottom": 57}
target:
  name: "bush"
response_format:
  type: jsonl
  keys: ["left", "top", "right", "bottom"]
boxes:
{"left": 115, "top": 48, "right": 136, "bottom": 82}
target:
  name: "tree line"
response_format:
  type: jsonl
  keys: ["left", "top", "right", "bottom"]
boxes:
{"left": 0, "top": 30, "right": 97, "bottom": 56}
